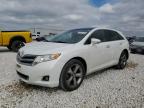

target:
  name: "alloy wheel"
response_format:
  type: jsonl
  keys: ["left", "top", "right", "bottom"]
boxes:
{"left": 120, "top": 53, "right": 127, "bottom": 68}
{"left": 66, "top": 64, "right": 83, "bottom": 88}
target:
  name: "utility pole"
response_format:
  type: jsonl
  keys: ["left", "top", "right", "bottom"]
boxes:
{"left": 34, "top": 28, "right": 35, "bottom": 33}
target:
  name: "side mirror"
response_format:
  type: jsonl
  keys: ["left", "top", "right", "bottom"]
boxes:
{"left": 91, "top": 38, "right": 101, "bottom": 45}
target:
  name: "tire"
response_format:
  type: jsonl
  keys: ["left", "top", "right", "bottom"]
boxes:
{"left": 142, "top": 50, "right": 144, "bottom": 54}
{"left": 116, "top": 51, "right": 128, "bottom": 69}
{"left": 7, "top": 45, "right": 12, "bottom": 50}
{"left": 59, "top": 59, "right": 85, "bottom": 91}
{"left": 11, "top": 40, "right": 25, "bottom": 52}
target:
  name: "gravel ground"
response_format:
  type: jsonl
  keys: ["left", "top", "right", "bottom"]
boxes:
{"left": 0, "top": 47, "right": 144, "bottom": 108}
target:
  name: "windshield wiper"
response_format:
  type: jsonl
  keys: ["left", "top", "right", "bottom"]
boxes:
{"left": 51, "top": 41, "right": 68, "bottom": 43}
{"left": 42, "top": 39, "right": 49, "bottom": 42}
{"left": 43, "top": 40, "right": 69, "bottom": 43}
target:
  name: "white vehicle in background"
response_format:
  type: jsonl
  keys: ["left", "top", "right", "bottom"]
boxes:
{"left": 32, "top": 32, "right": 40, "bottom": 40}
{"left": 16, "top": 28, "right": 129, "bottom": 91}
{"left": 130, "top": 37, "right": 144, "bottom": 54}
{"left": 36, "top": 33, "right": 56, "bottom": 42}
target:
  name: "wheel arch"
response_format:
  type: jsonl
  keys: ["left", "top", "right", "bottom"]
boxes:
{"left": 9, "top": 36, "right": 26, "bottom": 46}
{"left": 121, "top": 49, "right": 129, "bottom": 60}
{"left": 67, "top": 56, "right": 87, "bottom": 75}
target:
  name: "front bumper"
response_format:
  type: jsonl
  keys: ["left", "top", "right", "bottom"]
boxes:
{"left": 16, "top": 60, "right": 62, "bottom": 87}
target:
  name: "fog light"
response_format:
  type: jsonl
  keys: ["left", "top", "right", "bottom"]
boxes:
{"left": 42, "top": 76, "right": 49, "bottom": 81}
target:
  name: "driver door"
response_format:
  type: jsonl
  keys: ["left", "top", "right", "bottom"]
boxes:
{"left": 84, "top": 30, "right": 112, "bottom": 73}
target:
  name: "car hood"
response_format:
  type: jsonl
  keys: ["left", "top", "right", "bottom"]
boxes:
{"left": 132, "top": 42, "right": 144, "bottom": 47}
{"left": 20, "top": 42, "right": 74, "bottom": 55}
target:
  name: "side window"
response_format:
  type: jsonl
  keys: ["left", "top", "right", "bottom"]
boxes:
{"left": 111, "top": 31, "right": 124, "bottom": 40}
{"left": 104, "top": 30, "right": 124, "bottom": 41}
{"left": 85, "top": 30, "right": 105, "bottom": 44}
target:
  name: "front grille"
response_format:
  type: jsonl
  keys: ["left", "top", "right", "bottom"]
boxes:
{"left": 17, "top": 71, "right": 29, "bottom": 80}
{"left": 17, "top": 53, "right": 36, "bottom": 66}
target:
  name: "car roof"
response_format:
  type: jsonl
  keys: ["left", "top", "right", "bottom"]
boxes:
{"left": 71, "top": 27, "right": 120, "bottom": 32}
{"left": 71, "top": 27, "right": 95, "bottom": 31}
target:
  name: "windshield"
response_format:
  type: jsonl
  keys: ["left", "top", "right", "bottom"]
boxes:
{"left": 135, "top": 37, "right": 144, "bottom": 42}
{"left": 45, "top": 28, "right": 93, "bottom": 44}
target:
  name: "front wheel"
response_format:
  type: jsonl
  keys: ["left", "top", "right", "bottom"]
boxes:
{"left": 59, "top": 59, "right": 85, "bottom": 91}
{"left": 116, "top": 51, "right": 128, "bottom": 69}
{"left": 7, "top": 45, "right": 12, "bottom": 50}
{"left": 11, "top": 40, "right": 25, "bottom": 52}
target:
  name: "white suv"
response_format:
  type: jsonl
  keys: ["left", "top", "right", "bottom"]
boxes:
{"left": 16, "top": 28, "right": 129, "bottom": 91}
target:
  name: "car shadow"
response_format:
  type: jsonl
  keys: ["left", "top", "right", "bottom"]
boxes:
{"left": 131, "top": 52, "right": 144, "bottom": 55}
{"left": 85, "top": 67, "right": 112, "bottom": 79}
{"left": 0, "top": 47, "right": 13, "bottom": 53}
{"left": 0, "top": 49, "right": 11, "bottom": 53}
{"left": 19, "top": 81, "right": 59, "bottom": 92}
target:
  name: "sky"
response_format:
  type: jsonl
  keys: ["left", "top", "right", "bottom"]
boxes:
{"left": 90, "top": 0, "right": 110, "bottom": 6}
{"left": 0, "top": 0, "right": 144, "bottom": 36}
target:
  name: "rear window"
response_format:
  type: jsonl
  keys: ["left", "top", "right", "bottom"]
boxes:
{"left": 104, "top": 30, "right": 124, "bottom": 41}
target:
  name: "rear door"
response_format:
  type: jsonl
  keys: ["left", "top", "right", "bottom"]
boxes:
{"left": 103, "top": 30, "right": 125, "bottom": 62}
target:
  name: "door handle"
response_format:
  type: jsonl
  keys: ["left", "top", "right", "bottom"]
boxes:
{"left": 106, "top": 45, "right": 110, "bottom": 48}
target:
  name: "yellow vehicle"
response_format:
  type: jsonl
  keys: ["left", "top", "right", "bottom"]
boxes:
{"left": 0, "top": 30, "right": 32, "bottom": 52}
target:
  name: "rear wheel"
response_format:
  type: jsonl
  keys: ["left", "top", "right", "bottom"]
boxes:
{"left": 11, "top": 40, "right": 25, "bottom": 52}
{"left": 7, "top": 45, "right": 12, "bottom": 50}
{"left": 59, "top": 59, "right": 85, "bottom": 91}
{"left": 116, "top": 51, "right": 128, "bottom": 69}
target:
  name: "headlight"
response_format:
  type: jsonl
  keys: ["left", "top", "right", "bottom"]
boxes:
{"left": 32, "top": 53, "right": 61, "bottom": 65}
